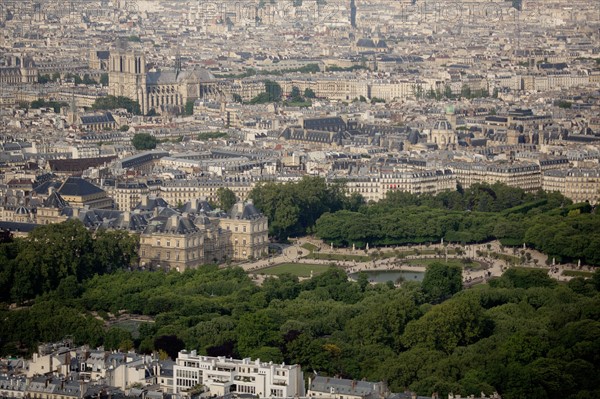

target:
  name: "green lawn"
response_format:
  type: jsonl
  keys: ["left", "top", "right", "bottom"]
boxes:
{"left": 258, "top": 263, "right": 336, "bottom": 277}
{"left": 563, "top": 270, "right": 594, "bottom": 278}
{"left": 306, "top": 252, "right": 370, "bottom": 262}
{"left": 301, "top": 242, "right": 319, "bottom": 252}
{"left": 406, "top": 258, "right": 482, "bottom": 269}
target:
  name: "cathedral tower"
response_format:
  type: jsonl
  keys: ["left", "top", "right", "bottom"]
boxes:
{"left": 108, "top": 40, "right": 147, "bottom": 114}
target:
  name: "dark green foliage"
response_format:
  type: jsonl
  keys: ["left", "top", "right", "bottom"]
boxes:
{"left": 0, "top": 221, "right": 138, "bottom": 304}
{"left": 304, "top": 88, "right": 316, "bottom": 98}
{"left": 0, "top": 254, "right": 599, "bottom": 399}
{"left": 92, "top": 95, "right": 141, "bottom": 115}
{"left": 30, "top": 99, "right": 69, "bottom": 113}
{"left": 314, "top": 183, "right": 600, "bottom": 265}
{"left": 489, "top": 268, "right": 557, "bottom": 289}
{"left": 421, "top": 263, "right": 463, "bottom": 303}
{"left": 184, "top": 99, "right": 194, "bottom": 115}
{"left": 249, "top": 80, "right": 282, "bottom": 104}
{"left": 216, "top": 187, "right": 237, "bottom": 211}
{"left": 132, "top": 133, "right": 158, "bottom": 150}
{"left": 249, "top": 177, "right": 353, "bottom": 240}
{"left": 197, "top": 131, "right": 228, "bottom": 140}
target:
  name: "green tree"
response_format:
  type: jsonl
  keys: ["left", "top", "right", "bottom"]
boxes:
{"left": 304, "top": 88, "right": 316, "bottom": 98}
{"left": 217, "top": 187, "right": 237, "bottom": 211}
{"left": 92, "top": 95, "right": 141, "bottom": 115}
{"left": 403, "top": 295, "right": 489, "bottom": 354}
{"left": 421, "top": 263, "right": 463, "bottom": 303}
{"left": 184, "top": 99, "right": 195, "bottom": 115}
{"left": 132, "top": 133, "right": 157, "bottom": 150}
{"left": 290, "top": 86, "right": 303, "bottom": 102}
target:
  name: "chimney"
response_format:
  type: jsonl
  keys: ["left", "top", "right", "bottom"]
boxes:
{"left": 123, "top": 212, "right": 130, "bottom": 222}
{"left": 142, "top": 195, "right": 149, "bottom": 207}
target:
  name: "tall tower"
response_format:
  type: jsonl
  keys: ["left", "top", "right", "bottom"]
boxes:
{"left": 350, "top": 0, "right": 356, "bottom": 28}
{"left": 108, "top": 40, "right": 147, "bottom": 114}
{"left": 175, "top": 50, "right": 182, "bottom": 78}
{"left": 67, "top": 91, "right": 78, "bottom": 126}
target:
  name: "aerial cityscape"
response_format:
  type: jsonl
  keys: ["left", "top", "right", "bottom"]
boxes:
{"left": 0, "top": 0, "right": 599, "bottom": 398}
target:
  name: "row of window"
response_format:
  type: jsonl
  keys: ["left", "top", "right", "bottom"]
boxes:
{"left": 176, "top": 369, "right": 199, "bottom": 379}
{"left": 176, "top": 378, "right": 197, "bottom": 387}
{"left": 237, "top": 385, "right": 256, "bottom": 394}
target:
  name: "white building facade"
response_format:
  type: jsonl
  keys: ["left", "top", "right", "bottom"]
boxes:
{"left": 173, "top": 351, "right": 305, "bottom": 398}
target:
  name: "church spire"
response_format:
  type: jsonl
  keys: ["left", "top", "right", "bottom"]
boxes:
{"left": 175, "top": 50, "right": 182, "bottom": 77}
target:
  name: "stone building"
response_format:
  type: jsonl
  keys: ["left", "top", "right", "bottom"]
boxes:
{"left": 139, "top": 213, "right": 205, "bottom": 272}
{"left": 108, "top": 41, "right": 216, "bottom": 115}
{"left": 56, "top": 177, "right": 113, "bottom": 210}
{"left": 139, "top": 200, "right": 269, "bottom": 270}
{"left": 0, "top": 55, "right": 38, "bottom": 84}
{"left": 173, "top": 350, "right": 305, "bottom": 397}
{"left": 218, "top": 201, "right": 269, "bottom": 261}
{"left": 543, "top": 168, "right": 600, "bottom": 205}
{"left": 428, "top": 120, "right": 458, "bottom": 149}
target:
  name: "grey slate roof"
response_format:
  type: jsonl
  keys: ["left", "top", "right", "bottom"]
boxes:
{"left": 43, "top": 191, "right": 69, "bottom": 208}
{"left": 58, "top": 177, "right": 105, "bottom": 197}
{"left": 142, "top": 215, "right": 199, "bottom": 235}
{"left": 146, "top": 68, "right": 215, "bottom": 85}
{"left": 80, "top": 112, "right": 116, "bottom": 125}
{"left": 228, "top": 201, "right": 263, "bottom": 220}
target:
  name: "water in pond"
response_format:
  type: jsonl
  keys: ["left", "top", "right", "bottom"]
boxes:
{"left": 349, "top": 270, "right": 424, "bottom": 284}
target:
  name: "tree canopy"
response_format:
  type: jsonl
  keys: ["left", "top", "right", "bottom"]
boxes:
{"left": 0, "top": 221, "right": 138, "bottom": 303}
{"left": 216, "top": 187, "right": 237, "bottom": 211}
{"left": 312, "top": 183, "right": 600, "bottom": 265}
{"left": 249, "top": 176, "right": 361, "bottom": 240}
{"left": 132, "top": 133, "right": 158, "bottom": 150}
{"left": 1, "top": 259, "right": 598, "bottom": 399}
{"left": 92, "top": 95, "right": 141, "bottom": 115}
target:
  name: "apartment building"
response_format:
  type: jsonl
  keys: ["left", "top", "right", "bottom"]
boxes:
{"left": 447, "top": 161, "right": 541, "bottom": 192}
{"left": 173, "top": 350, "right": 305, "bottom": 398}
{"left": 337, "top": 169, "right": 455, "bottom": 202}
{"left": 543, "top": 168, "right": 600, "bottom": 205}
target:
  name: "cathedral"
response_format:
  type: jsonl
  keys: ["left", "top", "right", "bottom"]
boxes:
{"left": 108, "top": 40, "right": 217, "bottom": 115}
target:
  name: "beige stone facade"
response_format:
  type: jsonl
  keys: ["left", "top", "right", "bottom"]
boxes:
{"left": 139, "top": 201, "right": 269, "bottom": 271}
{"left": 543, "top": 168, "right": 600, "bottom": 205}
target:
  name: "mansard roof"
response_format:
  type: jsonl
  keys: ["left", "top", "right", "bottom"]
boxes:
{"left": 227, "top": 201, "right": 263, "bottom": 220}
{"left": 58, "top": 177, "right": 105, "bottom": 197}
